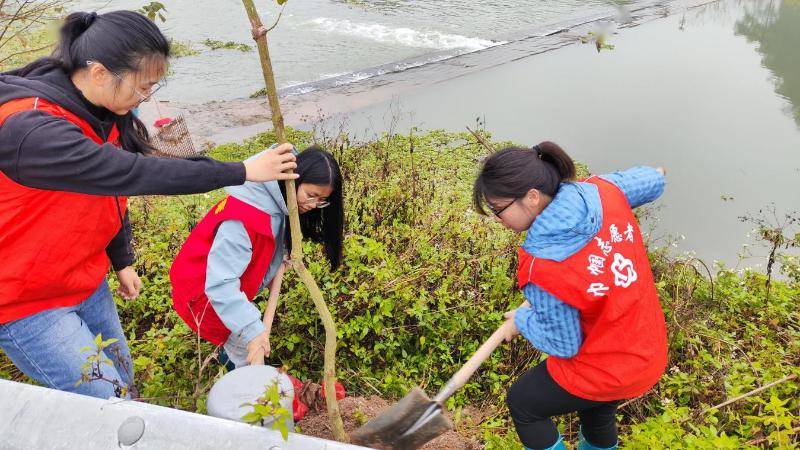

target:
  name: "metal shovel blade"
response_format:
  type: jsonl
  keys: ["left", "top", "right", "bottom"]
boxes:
{"left": 350, "top": 387, "right": 453, "bottom": 450}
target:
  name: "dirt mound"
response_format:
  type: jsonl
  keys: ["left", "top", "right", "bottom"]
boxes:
{"left": 297, "top": 395, "right": 484, "bottom": 449}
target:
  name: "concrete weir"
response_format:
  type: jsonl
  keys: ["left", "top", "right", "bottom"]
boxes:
{"left": 0, "top": 379, "right": 371, "bottom": 450}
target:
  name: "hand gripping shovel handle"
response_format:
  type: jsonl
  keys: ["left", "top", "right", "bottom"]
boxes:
{"left": 433, "top": 318, "right": 515, "bottom": 403}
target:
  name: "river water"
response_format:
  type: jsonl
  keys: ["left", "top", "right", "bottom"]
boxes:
{"left": 74, "top": 0, "right": 624, "bottom": 102}
{"left": 73, "top": 0, "right": 800, "bottom": 268}
{"left": 323, "top": 0, "right": 800, "bottom": 268}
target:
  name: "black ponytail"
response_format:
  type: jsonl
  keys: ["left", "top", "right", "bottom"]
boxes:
{"left": 280, "top": 146, "right": 345, "bottom": 269}
{"left": 57, "top": 12, "right": 99, "bottom": 72}
{"left": 15, "top": 10, "right": 170, "bottom": 154}
{"left": 472, "top": 141, "right": 576, "bottom": 215}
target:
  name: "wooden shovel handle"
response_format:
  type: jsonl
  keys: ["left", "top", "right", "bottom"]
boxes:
{"left": 434, "top": 318, "right": 515, "bottom": 403}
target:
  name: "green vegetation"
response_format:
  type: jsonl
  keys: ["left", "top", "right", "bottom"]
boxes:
{"left": 241, "top": 380, "right": 293, "bottom": 440}
{"left": 1, "top": 5, "right": 797, "bottom": 444}
{"left": 202, "top": 39, "right": 253, "bottom": 52}
{"left": 170, "top": 39, "right": 201, "bottom": 58}
{"left": 0, "top": 21, "right": 58, "bottom": 72}
{"left": 5, "top": 128, "right": 795, "bottom": 447}
{"left": 250, "top": 87, "right": 268, "bottom": 98}
{"left": 0, "top": 1, "right": 64, "bottom": 71}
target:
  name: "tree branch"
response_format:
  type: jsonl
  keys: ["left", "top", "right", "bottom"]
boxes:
{"left": 0, "top": 43, "right": 52, "bottom": 65}
{"left": 0, "top": 0, "right": 34, "bottom": 44}
{"left": 265, "top": 4, "right": 286, "bottom": 34}
{"left": 699, "top": 373, "right": 797, "bottom": 415}
{"left": 239, "top": 0, "right": 347, "bottom": 442}
{"left": 466, "top": 125, "right": 495, "bottom": 153}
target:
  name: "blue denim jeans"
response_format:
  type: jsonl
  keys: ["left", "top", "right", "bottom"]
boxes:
{"left": 0, "top": 280, "right": 133, "bottom": 399}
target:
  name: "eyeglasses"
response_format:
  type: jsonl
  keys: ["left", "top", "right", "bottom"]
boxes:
{"left": 303, "top": 196, "right": 330, "bottom": 209}
{"left": 487, "top": 198, "right": 517, "bottom": 217}
{"left": 86, "top": 61, "right": 166, "bottom": 104}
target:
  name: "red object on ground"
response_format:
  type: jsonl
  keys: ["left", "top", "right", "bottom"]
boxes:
{"left": 321, "top": 380, "right": 347, "bottom": 402}
{"left": 287, "top": 374, "right": 346, "bottom": 421}
{"left": 288, "top": 375, "right": 309, "bottom": 421}
{"left": 154, "top": 117, "right": 173, "bottom": 127}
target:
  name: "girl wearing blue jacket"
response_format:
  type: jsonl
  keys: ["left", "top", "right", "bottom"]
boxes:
{"left": 475, "top": 142, "right": 667, "bottom": 450}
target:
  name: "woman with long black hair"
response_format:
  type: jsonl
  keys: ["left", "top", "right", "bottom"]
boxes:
{"left": 0, "top": 10, "right": 298, "bottom": 398}
{"left": 170, "top": 146, "right": 344, "bottom": 369}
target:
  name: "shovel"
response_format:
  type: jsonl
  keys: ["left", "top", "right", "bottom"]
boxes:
{"left": 351, "top": 319, "right": 515, "bottom": 449}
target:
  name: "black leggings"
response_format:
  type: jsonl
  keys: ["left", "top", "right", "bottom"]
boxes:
{"left": 506, "top": 362, "right": 619, "bottom": 449}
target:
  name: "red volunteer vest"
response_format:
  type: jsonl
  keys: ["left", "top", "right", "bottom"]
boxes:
{"left": 0, "top": 97, "right": 127, "bottom": 323}
{"left": 517, "top": 177, "right": 667, "bottom": 401}
{"left": 170, "top": 196, "right": 276, "bottom": 346}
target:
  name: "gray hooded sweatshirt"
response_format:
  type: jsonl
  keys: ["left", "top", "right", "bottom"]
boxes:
{"left": 205, "top": 148, "right": 290, "bottom": 345}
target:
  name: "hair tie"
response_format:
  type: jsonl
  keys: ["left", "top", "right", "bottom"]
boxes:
{"left": 83, "top": 12, "right": 98, "bottom": 27}
{"left": 532, "top": 144, "right": 543, "bottom": 159}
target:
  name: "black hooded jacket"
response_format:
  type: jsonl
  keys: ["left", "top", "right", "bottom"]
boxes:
{"left": 0, "top": 62, "right": 246, "bottom": 270}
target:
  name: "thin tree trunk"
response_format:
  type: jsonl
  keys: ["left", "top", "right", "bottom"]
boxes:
{"left": 239, "top": 0, "right": 347, "bottom": 442}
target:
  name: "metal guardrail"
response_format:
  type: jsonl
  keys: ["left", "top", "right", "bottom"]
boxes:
{"left": 0, "top": 379, "right": 371, "bottom": 450}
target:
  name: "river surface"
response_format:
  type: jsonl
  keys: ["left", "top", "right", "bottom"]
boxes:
{"left": 74, "top": 0, "right": 628, "bottom": 102}
{"left": 75, "top": 0, "right": 800, "bottom": 268}
{"left": 315, "top": 0, "right": 800, "bottom": 268}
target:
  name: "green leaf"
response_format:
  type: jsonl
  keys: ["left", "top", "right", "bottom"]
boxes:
{"left": 254, "top": 404, "right": 271, "bottom": 416}
{"left": 274, "top": 421, "right": 289, "bottom": 440}
{"left": 241, "top": 412, "right": 262, "bottom": 424}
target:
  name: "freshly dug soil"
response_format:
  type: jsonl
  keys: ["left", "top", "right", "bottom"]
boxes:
{"left": 297, "top": 395, "right": 485, "bottom": 449}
